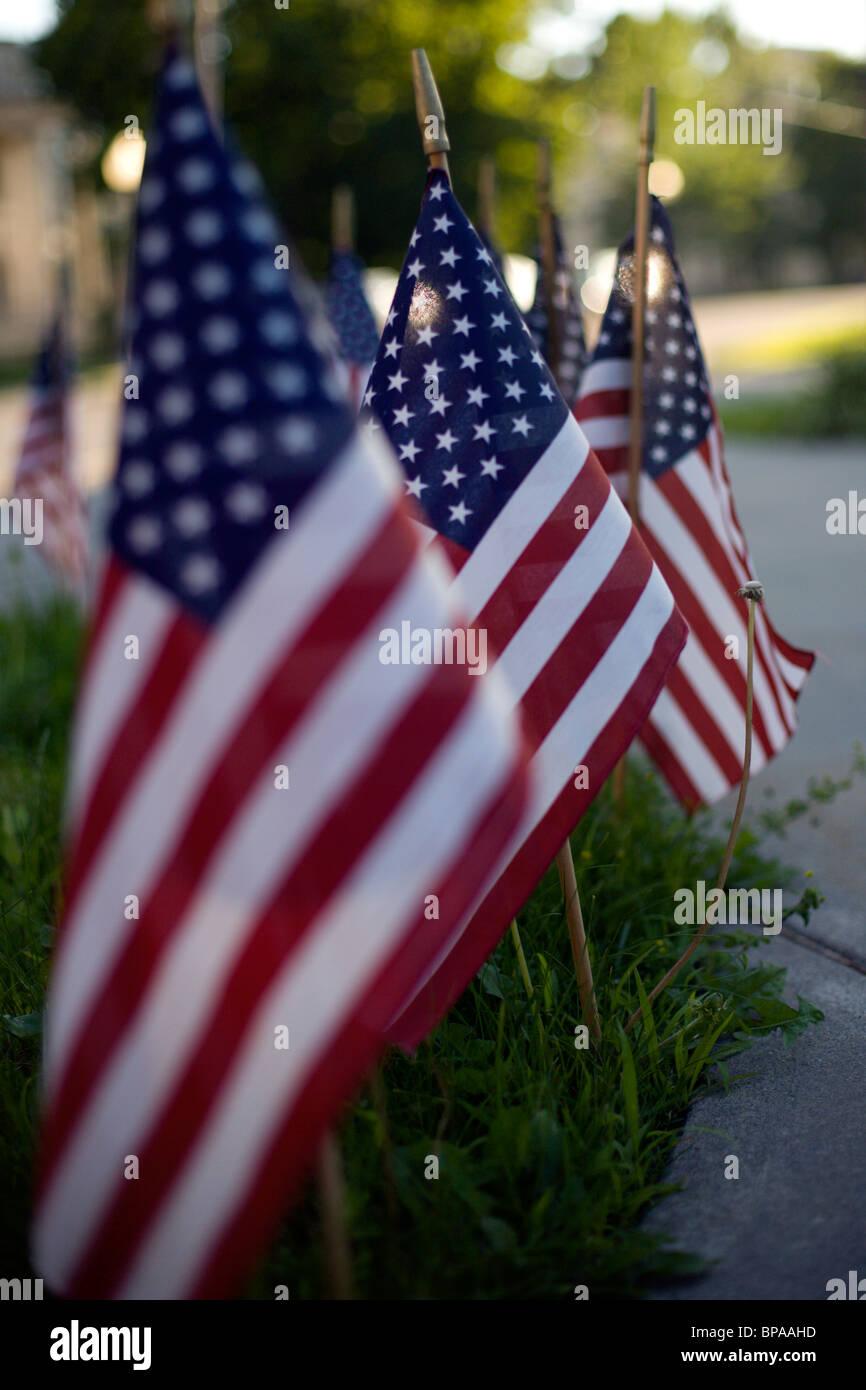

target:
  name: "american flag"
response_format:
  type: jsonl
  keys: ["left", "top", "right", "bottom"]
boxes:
{"left": 33, "top": 51, "right": 530, "bottom": 1300}
{"left": 362, "top": 170, "right": 687, "bottom": 1047}
{"left": 13, "top": 287, "right": 88, "bottom": 588}
{"left": 326, "top": 248, "right": 380, "bottom": 411}
{"left": 575, "top": 196, "right": 814, "bottom": 809}
{"left": 526, "top": 212, "right": 587, "bottom": 409}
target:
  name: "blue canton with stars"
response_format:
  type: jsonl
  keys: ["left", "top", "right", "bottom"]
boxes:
{"left": 326, "top": 251, "right": 381, "bottom": 365}
{"left": 526, "top": 213, "right": 587, "bottom": 409}
{"left": 111, "top": 49, "right": 353, "bottom": 624}
{"left": 360, "top": 170, "right": 568, "bottom": 553}
{"left": 592, "top": 195, "right": 713, "bottom": 478}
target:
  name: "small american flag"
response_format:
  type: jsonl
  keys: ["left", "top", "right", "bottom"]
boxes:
{"left": 33, "top": 51, "right": 529, "bottom": 1300}
{"left": 362, "top": 170, "right": 687, "bottom": 1047}
{"left": 326, "top": 248, "right": 380, "bottom": 411}
{"left": 526, "top": 212, "right": 587, "bottom": 408}
{"left": 13, "top": 287, "right": 88, "bottom": 589}
{"left": 576, "top": 197, "right": 814, "bottom": 809}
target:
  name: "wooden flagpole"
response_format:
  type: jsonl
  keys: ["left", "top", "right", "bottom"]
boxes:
{"left": 477, "top": 156, "right": 496, "bottom": 242}
{"left": 194, "top": 0, "right": 226, "bottom": 125}
{"left": 612, "top": 85, "right": 655, "bottom": 805}
{"left": 536, "top": 138, "right": 601, "bottom": 1042}
{"left": 316, "top": 1131, "right": 354, "bottom": 1299}
{"left": 332, "top": 184, "right": 354, "bottom": 254}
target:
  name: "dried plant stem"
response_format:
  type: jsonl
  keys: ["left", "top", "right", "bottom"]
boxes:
{"left": 628, "top": 595, "right": 759, "bottom": 1031}
{"left": 556, "top": 843, "right": 602, "bottom": 1041}
{"left": 510, "top": 918, "right": 534, "bottom": 998}
{"left": 316, "top": 1130, "right": 354, "bottom": 1299}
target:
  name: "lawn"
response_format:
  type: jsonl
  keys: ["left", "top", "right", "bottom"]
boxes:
{"left": 1, "top": 597, "right": 847, "bottom": 1299}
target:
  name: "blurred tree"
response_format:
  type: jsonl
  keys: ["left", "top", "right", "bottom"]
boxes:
{"left": 38, "top": 0, "right": 560, "bottom": 273}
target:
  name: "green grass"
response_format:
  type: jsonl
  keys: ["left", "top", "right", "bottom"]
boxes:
{"left": 1, "top": 600, "right": 853, "bottom": 1299}
{"left": 720, "top": 349, "right": 866, "bottom": 438}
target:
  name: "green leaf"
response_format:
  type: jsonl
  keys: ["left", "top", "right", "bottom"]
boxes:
{"left": 4, "top": 1012, "right": 43, "bottom": 1038}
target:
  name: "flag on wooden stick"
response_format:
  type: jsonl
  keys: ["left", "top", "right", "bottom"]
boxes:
{"left": 326, "top": 224, "right": 380, "bottom": 413}
{"left": 526, "top": 212, "right": 587, "bottom": 408}
{"left": 361, "top": 169, "right": 687, "bottom": 1048}
{"left": 575, "top": 196, "right": 814, "bottom": 809}
{"left": 13, "top": 281, "right": 88, "bottom": 589}
{"left": 32, "top": 49, "right": 530, "bottom": 1300}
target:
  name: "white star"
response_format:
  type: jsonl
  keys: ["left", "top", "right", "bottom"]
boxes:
{"left": 200, "top": 316, "right": 241, "bottom": 354}
{"left": 182, "top": 554, "right": 222, "bottom": 595}
{"left": 490, "top": 312, "right": 508, "bottom": 332}
{"left": 480, "top": 455, "right": 503, "bottom": 478}
{"left": 440, "top": 246, "right": 460, "bottom": 268}
{"left": 449, "top": 501, "right": 471, "bottom": 524}
{"left": 429, "top": 394, "right": 451, "bottom": 416}
{"left": 225, "top": 483, "right": 267, "bottom": 521}
{"left": 388, "top": 369, "right": 408, "bottom": 393}
{"left": 362, "top": 385, "right": 375, "bottom": 407}
{"left": 664, "top": 339, "right": 679, "bottom": 355}
{"left": 662, "top": 365, "right": 677, "bottom": 382}
{"left": 165, "top": 441, "right": 203, "bottom": 478}
{"left": 531, "top": 349, "right": 546, "bottom": 369}
{"left": 409, "top": 228, "right": 421, "bottom": 246}
{"left": 123, "top": 460, "right": 155, "bottom": 497}
{"left": 127, "top": 515, "right": 161, "bottom": 554}
{"left": 504, "top": 379, "right": 526, "bottom": 401}
{"left": 473, "top": 420, "right": 496, "bottom": 443}
{"left": 466, "top": 384, "right": 489, "bottom": 407}
{"left": 655, "top": 420, "right": 672, "bottom": 436}
{"left": 511, "top": 414, "right": 533, "bottom": 437}
{"left": 497, "top": 345, "right": 517, "bottom": 366}
{"left": 172, "top": 497, "right": 212, "bottom": 536}
{"left": 416, "top": 324, "right": 438, "bottom": 347}
{"left": 436, "top": 428, "right": 458, "bottom": 452}
{"left": 442, "top": 463, "right": 465, "bottom": 488}
{"left": 659, "top": 393, "right": 675, "bottom": 409}
{"left": 460, "top": 350, "right": 481, "bottom": 372}
{"left": 452, "top": 315, "right": 475, "bottom": 336}
{"left": 681, "top": 423, "right": 697, "bottom": 439}
{"left": 433, "top": 213, "right": 454, "bottom": 234}
{"left": 683, "top": 398, "right": 697, "bottom": 413}
{"left": 483, "top": 278, "right": 502, "bottom": 297}
{"left": 192, "top": 262, "right": 231, "bottom": 299}
{"left": 383, "top": 338, "right": 400, "bottom": 359}
{"left": 392, "top": 404, "right": 414, "bottom": 428}
{"left": 428, "top": 181, "right": 447, "bottom": 201}
{"left": 445, "top": 280, "right": 468, "bottom": 302}
{"left": 277, "top": 417, "right": 317, "bottom": 453}
{"left": 407, "top": 258, "right": 424, "bottom": 278}
{"left": 422, "top": 359, "right": 443, "bottom": 378}
{"left": 651, "top": 444, "right": 667, "bottom": 461}
{"left": 399, "top": 440, "right": 421, "bottom": 463}
{"left": 538, "top": 381, "right": 555, "bottom": 401}
{"left": 476, "top": 244, "right": 492, "bottom": 264}
{"left": 405, "top": 474, "right": 427, "bottom": 497}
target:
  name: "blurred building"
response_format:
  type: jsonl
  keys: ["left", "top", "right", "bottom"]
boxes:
{"left": 0, "top": 41, "right": 112, "bottom": 361}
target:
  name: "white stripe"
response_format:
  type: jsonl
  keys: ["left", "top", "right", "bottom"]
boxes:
{"left": 775, "top": 647, "right": 811, "bottom": 692}
{"left": 67, "top": 581, "right": 176, "bottom": 819}
{"left": 454, "top": 413, "right": 589, "bottom": 619}
{"left": 114, "top": 672, "right": 519, "bottom": 1298}
{"left": 577, "top": 415, "right": 630, "bottom": 449}
{"left": 576, "top": 358, "right": 632, "bottom": 395}
{"left": 44, "top": 433, "right": 396, "bottom": 1089}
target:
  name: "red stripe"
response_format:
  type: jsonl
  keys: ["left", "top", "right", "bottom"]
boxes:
{"left": 574, "top": 386, "right": 629, "bottom": 421}
{"left": 37, "top": 504, "right": 421, "bottom": 1199}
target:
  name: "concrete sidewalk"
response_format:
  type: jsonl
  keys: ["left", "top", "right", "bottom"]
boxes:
{"left": 643, "top": 438, "right": 866, "bottom": 1301}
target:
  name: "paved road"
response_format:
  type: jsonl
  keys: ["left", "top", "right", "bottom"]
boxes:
{"left": 644, "top": 437, "right": 866, "bottom": 1302}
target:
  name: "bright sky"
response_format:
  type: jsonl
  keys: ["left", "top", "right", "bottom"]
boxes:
{"left": 1, "top": 0, "right": 864, "bottom": 60}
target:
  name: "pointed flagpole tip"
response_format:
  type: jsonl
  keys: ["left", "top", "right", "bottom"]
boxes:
{"left": 411, "top": 48, "right": 451, "bottom": 166}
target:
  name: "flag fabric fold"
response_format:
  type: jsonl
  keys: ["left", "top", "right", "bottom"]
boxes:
{"left": 32, "top": 51, "right": 530, "bottom": 1301}
{"left": 362, "top": 170, "right": 687, "bottom": 1048}
{"left": 575, "top": 196, "right": 814, "bottom": 810}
